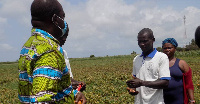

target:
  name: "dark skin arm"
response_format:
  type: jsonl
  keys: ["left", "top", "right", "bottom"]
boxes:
{"left": 187, "top": 89, "right": 195, "bottom": 104}
{"left": 71, "top": 78, "right": 86, "bottom": 92}
{"left": 126, "top": 77, "right": 169, "bottom": 89}
{"left": 179, "top": 60, "right": 195, "bottom": 104}
{"left": 71, "top": 79, "right": 87, "bottom": 104}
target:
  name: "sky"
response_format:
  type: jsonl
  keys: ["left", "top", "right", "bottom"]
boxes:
{"left": 0, "top": 0, "right": 200, "bottom": 62}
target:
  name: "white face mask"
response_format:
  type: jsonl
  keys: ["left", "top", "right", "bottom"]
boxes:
{"left": 52, "top": 14, "right": 68, "bottom": 37}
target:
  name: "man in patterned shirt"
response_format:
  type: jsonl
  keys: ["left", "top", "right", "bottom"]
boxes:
{"left": 18, "top": 0, "right": 86, "bottom": 103}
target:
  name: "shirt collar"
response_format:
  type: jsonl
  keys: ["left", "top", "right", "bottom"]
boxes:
{"left": 32, "top": 28, "right": 59, "bottom": 43}
{"left": 140, "top": 48, "right": 157, "bottom": 58}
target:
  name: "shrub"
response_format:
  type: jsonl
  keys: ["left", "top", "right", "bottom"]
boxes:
{"left": 90, "top": 55, "right": 95, "bottom": 58}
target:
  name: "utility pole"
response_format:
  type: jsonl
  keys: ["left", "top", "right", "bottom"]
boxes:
{"left": 183, "top": 15, "right": 187, "bottom": 47}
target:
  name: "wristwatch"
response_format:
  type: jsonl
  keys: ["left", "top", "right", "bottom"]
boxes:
{"left": 189, "top": 99, "right": 195, "bottom": 103}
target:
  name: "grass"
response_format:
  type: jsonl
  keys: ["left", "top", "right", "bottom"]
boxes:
{"left": 0, "top": 62, "right": 19, "bottom": 103}
{"left": 0, "top": 54, "right": 199, "bottom": 103}
{"left": 70, "top": 55, "right": 135, "bottom": 103}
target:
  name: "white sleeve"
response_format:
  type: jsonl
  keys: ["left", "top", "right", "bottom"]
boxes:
{"left": 63, "top": 50, "right": 73, "bottom": 78}
{"left": 159, "top": 54, "right": 171, "bottom": 80}
{"left": 132, "top": 56, "right": 137, "bottom": 77}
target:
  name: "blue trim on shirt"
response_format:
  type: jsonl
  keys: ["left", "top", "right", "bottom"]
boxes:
{"left": 35, "top": 29, "right": 54, "bottom": 39}
{"left": 19, "top": 86, "right": 73, "bottom": 102}
{"left": 60, "top": 47, "right": 63, "bottom": 54}
{"left": 20, "top": 48, "right": 37, "bottom": 59}
{"left": 63, "top": 66, "right": 69, "bottom": 75}
{"left": 73, "top": 90, "right": 79, "bottom": 97}
{"left": 32, "top": 54, "right": 37, "bottom": 59}
{"left": 18, "top": 95, "right": 36, "bottom": 103}
{"left": 160, "top": 77, "right": 171, "bottom": 80}
{"left": 19, "top": 72, "right": 33, "bottom": 83}
{"left": 20, "top": 48, "right": 29, "bottom": 55}
{"left": 53, "top": 85, "right": 73, "bottom": 100}
{"left": 140, "top": 48, "right": 157, "bottom": 58}
{"left": 33, "top": 68, "right": 62, "bottom": 79}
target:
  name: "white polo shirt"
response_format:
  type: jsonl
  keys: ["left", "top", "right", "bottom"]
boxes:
{"left": 132, "top": 49, "right": 171, "bottom": 104}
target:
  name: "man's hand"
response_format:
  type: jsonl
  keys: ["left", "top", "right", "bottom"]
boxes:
{"left": 127, "top": 87, "right": 139, "bottom": 95}
{"left": 75, "top": 92, "right": 87, "bottom": 104}
{"left": 71, "top": 78, "right": 86, "bottom": 91}
{"left": 72, "top": 81, "right": 86, "bottom": 91}
{"left": 80, "top": 83, "right": 86, "bottom": 92}
{"left": 126, "top": 78, "right": 143, "bottom": 88}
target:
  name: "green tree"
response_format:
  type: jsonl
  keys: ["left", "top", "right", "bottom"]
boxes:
{"left": 131, "top": 51, "right": 136, "bottom": 55}
{"left": 185, "top": 39, "right": 199, "bottom": 51}
{"left": 90, "top": 55, "right": 95, "bottom": 58}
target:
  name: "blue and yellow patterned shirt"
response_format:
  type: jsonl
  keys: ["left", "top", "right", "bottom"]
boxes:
{"left": 18, "top": 28, "right": 78, "bottom": 103}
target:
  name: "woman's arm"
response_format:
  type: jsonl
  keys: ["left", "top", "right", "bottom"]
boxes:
{"left": 179, "top": 60, "right": 195, "bottom": 103}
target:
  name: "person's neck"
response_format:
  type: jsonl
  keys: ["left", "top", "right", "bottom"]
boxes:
{"left": 32, "top": 20, "right": 53, "bottom": 35}
{"left": 143, "top": 48, "right": 154, "bottom": 57}
{"left": 168, "top": 55, "right": 175, "bottom": 61}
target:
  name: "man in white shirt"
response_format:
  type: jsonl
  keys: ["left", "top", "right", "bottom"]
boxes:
{"left": 126, "top": 28, "right": 171, "bottom": 104}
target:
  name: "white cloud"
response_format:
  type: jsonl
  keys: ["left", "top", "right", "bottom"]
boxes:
{"left": 0, "top": 43, "right": 13, "bottom": 51}
{"left": 87, "top": 0, "right": 136, "bottom": 24}
{"left": 0, "top": 17, "right": 7, "bottom": 23}
{"left": 0, "top": 0, "right": 32, "bottom": 26}
{"left": 0, "top": 17, "right": 7, "bottom": 41}
{"left": 0, "top": 0, "right": 31, "bottom": 17}
{"left": 0, "top": 43, "right": 18, "bottom": 62}
{"left": 1, "top": 0, "right": 200, "bottom": 61}
{"left": 62, "top": 0, "right": 200, "bottom": 58}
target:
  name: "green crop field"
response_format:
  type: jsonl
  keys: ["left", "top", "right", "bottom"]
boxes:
{"left": 0, "top": 53, "right": 199, "bottom": 103}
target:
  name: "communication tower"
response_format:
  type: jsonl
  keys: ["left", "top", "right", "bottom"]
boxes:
{"left": 183, "top": 15, "right": 187, "bottom": 47}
